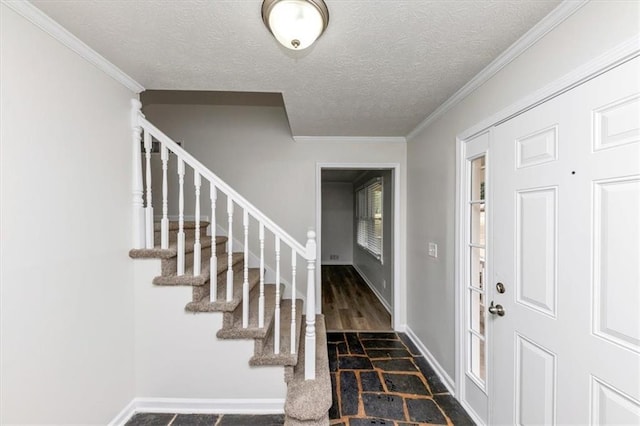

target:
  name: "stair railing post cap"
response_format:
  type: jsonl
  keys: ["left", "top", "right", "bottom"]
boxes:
{"left": 307, "top": 230, "right": 316, "bottom": 239}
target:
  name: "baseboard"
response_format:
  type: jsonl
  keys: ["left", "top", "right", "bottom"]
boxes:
{"left": 109, "top": 397, "right": 285, "bottom": 425}
{"left": 321, "top": 261, "right": 352, "bottom": 266}
{"left": 459, "top": 398, "right": 486, "bottom": 426}
{"left": 352, "top": 264, "right": 392, "bottom": 314}
{"left": 403, "top": 326, "right": 456, "bottom": 395}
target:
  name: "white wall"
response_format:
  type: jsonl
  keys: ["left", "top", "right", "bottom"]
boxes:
{"left": 352, "top": 170, "right": 394, "bottom": 311}
{"left": 0, "top": 5, "right": 136, "bottom": 424}
{"left": 321, "top": 182, "right": 353, "bottom": 264}
{"left": 406, "top": 1, "right": 640, "bottom": 381}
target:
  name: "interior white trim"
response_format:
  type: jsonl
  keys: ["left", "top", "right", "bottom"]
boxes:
{"left": 109, "top": 398, "right": 286, "bottom": 425}
{"left": 316, "top": 162, "right": 404, "bottom": 330}
{"left": 294, "top": 136, "right": 406, "bottom": 144}
{"left": 407, "top": 0, "right": 588, "bottom": 140}
{"left": 2, "top": 0, "right": 145, "bottom": 93}
{"left": 404, "top": 326, "right": 455, "bottom": 394}
{"left": 352, "top": 263, "right": 392, "bottom": 314}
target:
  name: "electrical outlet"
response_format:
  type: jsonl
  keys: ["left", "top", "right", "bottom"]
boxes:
{"left": 330, "top": 254, "right": 339, "bottom": 260}
{"left": 428, "top": 242, "right": 438, "bottom": 258}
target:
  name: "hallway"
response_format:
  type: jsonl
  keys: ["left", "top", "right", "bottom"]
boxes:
{"left": 322, "top": 265, "right": 392, "bottom": 331}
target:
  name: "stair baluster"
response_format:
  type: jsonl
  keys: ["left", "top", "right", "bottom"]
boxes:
{"left": 144, "top": 131, "right": 154, "bottom": 249}
{"left": 209, "top": 185, "right": 217, "bottom": 302}
{"left": 258, "top": 223, "right": 265, "bottom": 328}
{"left": 226, "top": 197, "right": 234, "bottom": 302}
{"left": 160, "top": 145, "right": 169, "bottom": 249}
{"left": 305, "top": 231, "right": 317, "bottom": 380}
{"left": 242, "top": 209, "right": 249, "bottom": 328}
{"left": 177, "top": 158, "right": 185, "bottom": 276}
{"left": 131, "top": 100, "right": 144, "bottom": 249}
{"left": 274, "top": 237, "right": 281, "bottom": 354}
{"left": 290, "top": 249, "right": 296, "bottom": 354}
{"left": 193, "top": 172, "right": 201, "bottom": 276}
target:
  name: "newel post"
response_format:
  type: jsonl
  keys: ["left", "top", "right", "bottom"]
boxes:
{"left": 305, "top": 230, "right": 317, "bottom": 380}
{"left": 131, "top": 99, "right": 145, "bottom": 249}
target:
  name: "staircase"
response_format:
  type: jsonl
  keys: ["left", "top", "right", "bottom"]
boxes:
{"left": 128, "top": 100, "right": 331, "bottom": 425}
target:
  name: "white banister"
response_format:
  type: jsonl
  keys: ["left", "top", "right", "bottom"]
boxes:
{"left": 305, "top": 230, "right": 317, "bottom": 380}
{"left": 290, "top": 249, "right": 297, "bottom": 355}
{"left": 193, "top": 172, "right": 202, "bottom": 276}
{"left": 177, "top": 158, "right": 185, "bottom": 276}
{"left": 226, "top": 197, "right": 234, "bottom": 302}
{"left": 210, "top": 184, "right": 217, "bottom": 302}
{"left": 131, "top": 100, "right": 145, "bottom": 249}
{"left": 160, "top": 145, "right": 169, "bottom": 249}
{"left": 144, "top": 130, "right": 154, "bottom": 249}
{"left": 258, "top": 223, "right": 265, "bottom": 328}
{"left": 274, "top": 237, "right": 281, "bottom": 354}
{"left": 242, "top": 209, "right": 249, "bottom": 328}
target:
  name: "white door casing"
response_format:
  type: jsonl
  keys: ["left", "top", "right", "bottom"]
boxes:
{"left": 491, "top": 57, "right": 640, "bottom": 424}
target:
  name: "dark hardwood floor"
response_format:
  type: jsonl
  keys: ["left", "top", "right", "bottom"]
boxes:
{"left": 322, "top": 265, "right": 392, "bottom": 331}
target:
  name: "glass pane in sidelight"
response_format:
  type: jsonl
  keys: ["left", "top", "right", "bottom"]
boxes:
{"left": 470, "top": 203, "right": 486, "bottom": 245}
{"left": 470, "top": 247, "right": 486, "bottom": 289}
{"left": 470, "top": 333, "right": 486, "bottom": 383}
{"left": 470, "top": 156, "right": 486, "bottom": 201}
{"left": 470, "top": 290, "right": 486, "bottom": 335}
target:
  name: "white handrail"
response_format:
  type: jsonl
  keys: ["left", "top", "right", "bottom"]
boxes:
{"left": 138, "top": 116, "right": 308, "bottom": 258}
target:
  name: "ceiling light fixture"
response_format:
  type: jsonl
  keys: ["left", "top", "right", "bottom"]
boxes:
{"left": 262, "top": 0, "right": 329, "bottom": 50}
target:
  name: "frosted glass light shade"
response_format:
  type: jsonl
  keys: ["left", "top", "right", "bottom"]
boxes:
{"left": 262, "top": 0, "right": 329, "bottom": 50}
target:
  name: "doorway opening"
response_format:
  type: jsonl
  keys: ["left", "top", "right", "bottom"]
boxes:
{"left": 317, "top": 166, "right": 397, "bottom": 331}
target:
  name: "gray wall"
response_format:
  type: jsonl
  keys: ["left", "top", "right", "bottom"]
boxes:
{"left": 1, "top": 5, "right": 135, "bottom": 424}
{"left": 321, "top": 182, "right": 354, "bottom": 264}
{"left": 353, "top": 170, "right": 393, "bottom": 311}
{"left": 405, "top": 1, "right": 640, "bottom": 381}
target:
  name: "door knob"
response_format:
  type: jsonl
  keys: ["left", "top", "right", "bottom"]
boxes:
{"left": 488, "top": 301, "right": 505, "bottom": 317}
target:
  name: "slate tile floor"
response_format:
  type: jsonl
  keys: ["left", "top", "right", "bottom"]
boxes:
{"left": 329, "top": 332, "right": 475, "bottom": 425}
{"left": 125, "top": 413, "right": 284, "bottom": 426}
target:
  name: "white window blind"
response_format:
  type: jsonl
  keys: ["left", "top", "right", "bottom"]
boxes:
{"left": 356, "top": 178, "right": 383, "bottom": 262}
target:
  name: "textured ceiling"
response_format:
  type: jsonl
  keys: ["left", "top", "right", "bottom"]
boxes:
{"left": 31, "top": 0, "right": 562, "bottom": 137}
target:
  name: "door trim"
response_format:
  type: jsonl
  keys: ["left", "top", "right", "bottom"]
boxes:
{"left": 454, "top": 35, "right": 640, "bottom": 425}
{"left": 315, "top": 162, "right": 404, "bottom": 331}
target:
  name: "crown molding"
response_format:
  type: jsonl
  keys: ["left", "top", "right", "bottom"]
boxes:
{"left": 2, "top": 0, "right": 145, "bottom": 93}
{"left": 294, "top": 136, "right": 406, "bottom": 144}
{"left": 407, "top": 0, "right": 589, "bottom": 140}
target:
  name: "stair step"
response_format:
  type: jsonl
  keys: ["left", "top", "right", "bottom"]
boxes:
{"left": 250, "top": 298, "right": 303, "bottom": 367}
{"left": 153, "top": 252, "right": 243, "bottom": 286}
{"left": 153, "top": 221, "right": 210, "bottom": 232}
{"left": 217, "top": 283, "right": 282, "bottom": 340}
{"left": 284, "top": 315, "right": 332, "bottom": 425}
{"left": 129, "top": 235, "right": 226, "bottom": 260}
{"left": 185, "top": 268, "right": 260, "bottom": 313}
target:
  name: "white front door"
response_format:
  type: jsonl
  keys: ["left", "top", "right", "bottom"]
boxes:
{"left": 491, "top": 57, "right": 640, "bottom": 424}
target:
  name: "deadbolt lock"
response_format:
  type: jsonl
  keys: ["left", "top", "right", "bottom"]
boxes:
{"left": 496, "top": 282, "right": 506, "bottom": 294}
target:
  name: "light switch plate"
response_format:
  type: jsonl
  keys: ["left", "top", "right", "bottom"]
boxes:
{"left": 428, "top": 242, "right": 438, "bottom": 258}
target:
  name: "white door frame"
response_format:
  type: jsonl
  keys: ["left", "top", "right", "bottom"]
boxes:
{"left": 315, "top": 162, "right": 403, "bottom": 331}
{"left": 454, "top": 36, "right": 639, "bottom": 425}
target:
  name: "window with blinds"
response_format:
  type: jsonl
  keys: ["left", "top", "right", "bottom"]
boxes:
{"left": 356, "top": 178, "right": 383, "bottom": 263}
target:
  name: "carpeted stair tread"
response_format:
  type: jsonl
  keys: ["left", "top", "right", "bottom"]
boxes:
{"left": 216, "top": 284, "right": 281, "bottom": 340}
{"left": 129, "top": 235, "right": 225, "bottom": 259}
{"left": 185, "top": 268, "right": 260, "bottom": 312}
{"left": 284, "top": 315, "right": 331, "bottom": 425}
{"left": 153, "top": 221, "right": 210, "bottom": 232}
{"left": 250, "top": 299, "right": 303, "bottom": 367}
{"left": 153, "top": 252, "right": 243, "bottom": 286}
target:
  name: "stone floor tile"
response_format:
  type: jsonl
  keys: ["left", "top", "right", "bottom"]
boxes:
{"left": 365, "top": 348, "right": 412, "bottom": 359}
{"left": 372, "top": 358, "right": 418, "bottom": 372}
{"left": 361, "top": 393, "right": 406, "bottom": 421}
{"left": 348, "top": 418, "right": 395, "bottom": 425}
{"left": 358, "top": 332, "right": 399, "bottom": 340}
{"left": 413, "top": 356, "right": 449, "bottom": 394}
{"left": 433, "top": 394, "right": 476, "bottom": 425}
{"left": 340, "top": 370, "right": 360, "bottom": 416}
{"left": 360, "top": 370, "right": 384, "bottom": 392}
{"left": 217, "top": 414, "right": 284, "bottom": 425}
{"left": 405, "top": 398, "right": 447, "bottom": 424}
{"left": 360, "top": 339, "right": 406, "bottom": 349}
{"left": 397, "top": 334, "right": 422, "bottom": 356}
{"left": 383, "top": 373, "right": 430, "bottom": 396}
{"left": 125, "top": 413, "right": 175, "bottom": 426}
{"left": 328, "top": 332, "right": 346, "bottom": 343}
{"left": 330, "top": 372, "right": 341, "bottom": 420}
{"left": 339, "top": 355, "right": 374, "bottom": 370}
{"left": 336, "top": 341, "right": 348, "bottom": 354}
{"left": 172, "top": 414, "right": 218, "bottom": 426}
{"left": 346, "top": 333, "right": 366, "bottom": 355}
{"left": 328, "top": 343, "right": 339, "bottom": 371}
